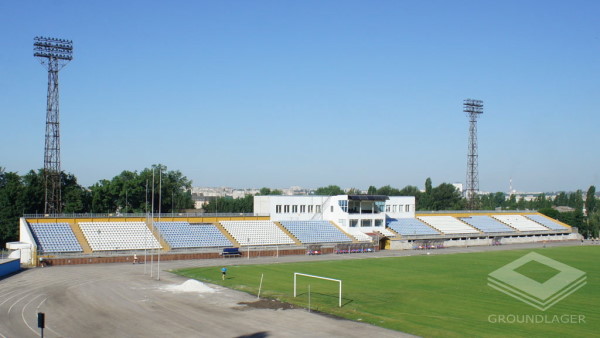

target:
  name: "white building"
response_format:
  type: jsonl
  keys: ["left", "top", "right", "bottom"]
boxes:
{"left": 254, "top": 195, "right": 415, "bottom": 233}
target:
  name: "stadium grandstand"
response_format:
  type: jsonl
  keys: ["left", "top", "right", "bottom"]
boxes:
{"left": 5, "top": 194, "right": 580, "bottom": 266}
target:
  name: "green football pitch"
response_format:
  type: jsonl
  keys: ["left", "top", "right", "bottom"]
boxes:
{"left": 174, "top": 246, "right": 599, "bottom": 337}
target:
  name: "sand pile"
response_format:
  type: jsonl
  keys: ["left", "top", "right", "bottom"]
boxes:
{"left": 165, "top": 279, "right": 216, "bottom": 294}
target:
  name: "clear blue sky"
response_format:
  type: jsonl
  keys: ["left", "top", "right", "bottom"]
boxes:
{"left": 1, "top": 1, "right": 598, "bottom": 192}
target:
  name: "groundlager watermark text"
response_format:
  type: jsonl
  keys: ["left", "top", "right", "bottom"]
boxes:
{"left": 488, "top": 314, "right": 586, "bottom": 324}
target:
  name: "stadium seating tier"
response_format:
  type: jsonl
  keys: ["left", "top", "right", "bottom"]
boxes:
{"left": 79, "top": 222, "right": 161, "bottom": 251}
{"left": 279, "top": 221, "right": 352, "bottom": 243}
{"left": 460, "top": 216, "right": 515, "bottom": 233}
{"left": 220, "top": 221, "right": 295, "bottom": 246}
{"left": 29, "top": 222, "right": 83, "bottom": 253}
{"left": 418, "top": 216, "right": 480, "bottom": 234}
{"left": 492, "top": 215, "right": 550, "bottom": 232}
{"left": 154, "top": 222, "right": 233, "bottom": 248}
{"left": 387, "top": 218, "right": 441, "bottom": 236}
{"left": 525, "top": 214, "right": 569, "bottom": 231}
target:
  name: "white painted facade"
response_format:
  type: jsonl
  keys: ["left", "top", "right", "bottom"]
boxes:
{"left": 254, "top": 195, "right": 415, "bottom": 233}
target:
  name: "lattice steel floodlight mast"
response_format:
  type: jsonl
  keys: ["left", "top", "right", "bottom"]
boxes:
{"left": 34, "top": 36, "right": 73, "bottom": 214}
{"left": 464, "top": 99, "right": 483, "bottom": 210}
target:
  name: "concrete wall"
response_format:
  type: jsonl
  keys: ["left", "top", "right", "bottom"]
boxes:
{"left": 0, "top": 259, "right": 21, "bottom": 277}
{"left": 390, "top": 233, "right": 580, "bottom": 250}
{"left": 17, "top": 218, "right": 35, "bottom": 265}
{"left": 41, "top": 248, "right": 309, "bottom": 266}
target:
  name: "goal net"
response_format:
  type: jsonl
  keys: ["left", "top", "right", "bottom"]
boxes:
{"left": 293, "top": 272, "right": 342, "bottom": 307}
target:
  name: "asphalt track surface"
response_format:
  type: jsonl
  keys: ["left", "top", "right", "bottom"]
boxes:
{"left": 0, "top": 241, "right": 586, "bottom": 338}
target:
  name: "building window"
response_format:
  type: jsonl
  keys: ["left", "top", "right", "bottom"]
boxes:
{"left": 331, "top": 205, "right": 334, "bottom": 212}
{"left": 275, "top": 205, "right": 281, "bottom": 213}
{"left": 292, "top": 205, "right": 298, "bottom": 213}
{"left": 350, "top": 219, "right": 358, "bottom": 227}
{"left": 338, "top": 200, "right": 348, "bottom": 212}
{"left": 375, "top": 219, "right": 383, "bottom": 227}
{"left": 385, "top": 205, "right": 390, "bottom": 212}
{"left": 308, "top": 205, "right": 314, "bottom": 213}
{"left": 392, "top": 205, "right": 397, "bottom": 212}
{"left": 300, "top": 205, "right": 306, "bottom": 213}
{"left": 316, "top": 205, "right": 321, "bottom": 213}
{"left": 405, "top": 205, "right": 410, "bottom": 212}
{"left": 339, "top": 219, "right": 346, "bottom": 227}
{"left": 361, "top": 219, "right": 371, "bottom": 227}
{"left": 284, "top": 205, "right": 290, "bottom": 213}
{"left": 349, "top": 201, "right": 360, "bottom": 213}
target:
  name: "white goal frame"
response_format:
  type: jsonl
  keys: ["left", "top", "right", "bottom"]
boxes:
{"left": 293, "top": 272, "right": 342, "bottom": 307}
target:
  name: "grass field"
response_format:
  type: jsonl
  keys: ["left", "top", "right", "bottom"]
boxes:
{"left": 174, "top": 246, "right": 599, "bottom": 337}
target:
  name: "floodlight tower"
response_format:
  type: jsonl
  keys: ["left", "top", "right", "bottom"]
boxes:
{"left": 34, "top": 36, "right": 73, "bottom": 214}
{"left": 464, "top": 99, "right": 483, "bottom": 210}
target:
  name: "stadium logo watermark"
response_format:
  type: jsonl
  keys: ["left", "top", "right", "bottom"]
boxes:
{"left": 488, "top": 252, "right": 586, "bottom": 311}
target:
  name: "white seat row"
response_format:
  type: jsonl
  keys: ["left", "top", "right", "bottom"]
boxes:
{"left": 525, "top": 215, "right": 568, "bottom": 231}
{"left": 220, "top": 221, "right": 295, "bottom": 246}
{"left": 345, "top": 228, "right": 373, "bottom": 242}
{"left": 418, "top": 216, "right": 480, "bottom": 234}
{"left": 377, "top": 227, "right": 396, "bottom": 237}
{"left": 79, "top": 222, "right": 161, "bottom": 251}
{"left": 387, "top": 218, "right": 441, "bottom": 235}
{"left": 492, "top": 215, "right": 549, "bottom": 232}
{"left": 279, "top": 221, "right": 352, "bottom": 243}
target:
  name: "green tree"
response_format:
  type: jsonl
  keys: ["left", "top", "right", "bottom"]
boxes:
{"left": 554, "top": 192, "right": 568, "bottom": 206}
{"left": 588, "top": 210, "right": 600, "bottom": 238}
{"left": 0, "top": 170, "right": 24, "bottom": 246}
{"left": 258, "top": 187, "right": 282, "bottom": 195}
{"left": 202, "top": 195, "right": 253, "bottom": 213}
{"left": 88, "top": 164, "right": 193, "bottom": 213}
{"left": 62, "top": 172, "right": 91, "bottom": 213}
{"left": 376, "top": 185, "right": 402, "bottom": 196}
{"left": 398, "top": 185, "right": 422, "bottom": 208}
{"left": 585, "top": 186, "right": 597, "bottom": 215}
{"left": 314, "top": 185, "right": 344, "bottom": 196}
{"left": 420, "top": 178, "right": 433, "bottom": 210}
{"left": 347, "top": 187, "right": 363, "bottom": 195}
{"left": 367, "top": 186, "right": 377, "bottom": 195}
{"left": 425, "top": 178, "right": 433, "bottom": 195}
{"left": 538, "top": 207, "right": 559, "bottom": 219}
{"left": 430, "top": 183, "right": 463, "bottom": 210}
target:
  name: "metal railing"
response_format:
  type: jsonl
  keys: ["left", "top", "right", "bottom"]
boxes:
{"left": 23, "top": 212, "right": 269, "bottom": 219}
{"left": 398, "top": 229, "right": 571, "bottom": 240}
{"left": 417, "top": 209, "right": 539, "bottom": 214}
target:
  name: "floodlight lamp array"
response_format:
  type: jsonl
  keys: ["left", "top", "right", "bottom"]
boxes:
{"left": 463, "top": 99, "right": 483, "bottom": 114}
{"left": 34, "top": 36, "right": 73, "bottom": 61}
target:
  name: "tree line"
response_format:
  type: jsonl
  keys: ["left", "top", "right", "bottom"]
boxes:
{"left": 0, "top": 165, "right": 194, "bottom": 247}
{"left": 2, "top": 166, "right": 599, "bottom": 247}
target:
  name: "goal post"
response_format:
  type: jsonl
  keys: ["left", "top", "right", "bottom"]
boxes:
{"left": 293, "top": 272, "right": 342, "bottom": 307}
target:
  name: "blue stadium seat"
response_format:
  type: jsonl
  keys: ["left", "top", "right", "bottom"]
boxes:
{"left": 387, "top": 218, "right": 441, "bottom": 236}
{"left": 279, "top": 221, "right": 352, "bottom": 244}
{"left": 154, "top": 222, "right": 233, "bottom": 248}
{"left": 29, "top": 222, "right": 83, "bottom": 253}
{"left": 525, "top": 215, "right": 568, "bottom": 231}
{"left": 460, "top": 216, "right": 515, "bottom": 233}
